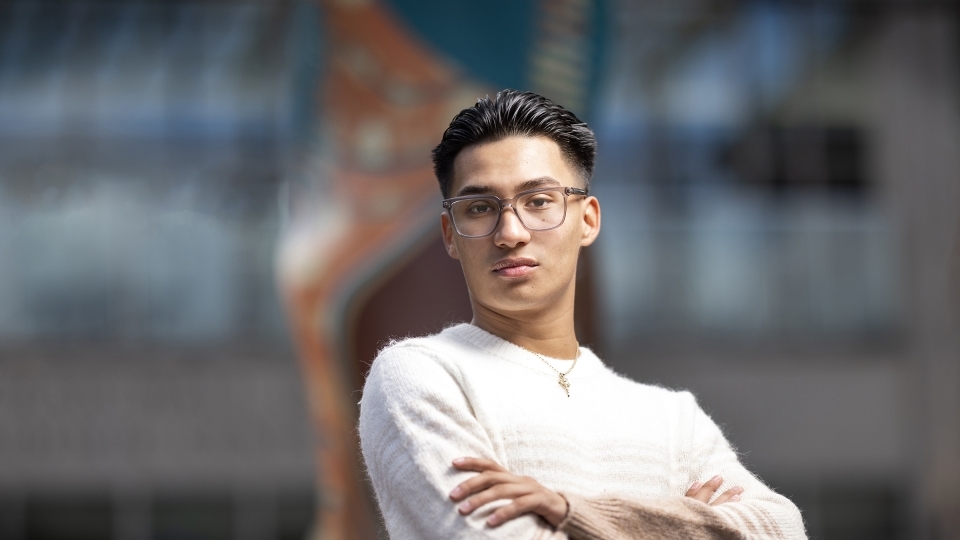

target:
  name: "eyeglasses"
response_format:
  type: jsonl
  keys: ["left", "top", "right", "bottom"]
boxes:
{"left": 442, "top": 186, "right": 588, "bottom": 238}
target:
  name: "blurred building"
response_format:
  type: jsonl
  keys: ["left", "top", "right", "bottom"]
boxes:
{"left": 590, "top": 3, "right": 960, "bottom": 539}
{"left": 0, "top": 1, "right": 958, "bottom": 540}
{"left": 0, "top": 2, "right": 318, "bottom": 539}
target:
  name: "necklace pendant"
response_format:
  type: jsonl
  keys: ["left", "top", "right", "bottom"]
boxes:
{"left": 558, "top": 373, "right": 570, "bottom": 397}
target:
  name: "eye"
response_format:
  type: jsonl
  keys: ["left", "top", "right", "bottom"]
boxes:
{"left": 466, "top": 201, "right": 495, "bottom": 215}
{"left": 525, "top": 195, "right": 556, "bottom": 209}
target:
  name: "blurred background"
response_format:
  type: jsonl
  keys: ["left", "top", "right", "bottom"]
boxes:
{"left": 1, "top": 1, "right": 958, "bottom": 539}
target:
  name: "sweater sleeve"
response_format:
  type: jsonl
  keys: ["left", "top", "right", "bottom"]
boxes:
{"left": 557, "top": 492, "right": 745, "bottom": 540}
{"left": 358, "top": 343, "right": 566, "bottom": 540}
{"left": 557, "top": 392, "right": 806, "bottom": 540}
{"left": 683, "top": 392, "right": 806, "bottom": 539}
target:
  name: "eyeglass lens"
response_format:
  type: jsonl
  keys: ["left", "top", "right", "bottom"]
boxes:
{"left": 449, "top": 190, "right": 567, "bottom": 237}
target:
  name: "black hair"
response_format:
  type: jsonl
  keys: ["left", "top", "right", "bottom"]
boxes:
{"left": 431, "top": 89, "right": 596, "bottom": 198}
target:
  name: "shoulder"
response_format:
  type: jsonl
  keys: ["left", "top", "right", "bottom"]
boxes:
{"left": 640, "top": 384, "right": 702, "bottom": 422}
{"left": 358, "top": 327, "right": 483, "bottom": 451}
{"left": 613, "top": 378, "right": 725, "bottom": 448}
{"left": 632, "top": 384, "right": 710, "bottom": 425}
{"left": 649, "top": 387, "right": 727, "bottom": 444}
{"left": 361, "top": 325, "right": 474, "bottom": 407}
{"left": 598, "top": 362, "right": 698, "bottom": 409}
{"left": 366, "top": 325, "right": 469, "bottom": 379}
{"left": 601, "top": 369, "right": 714, "bottom": 430}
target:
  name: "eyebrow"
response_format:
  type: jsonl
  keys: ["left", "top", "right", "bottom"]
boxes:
{"left": 455, "top": 177, "right": 561, "bottom": 197}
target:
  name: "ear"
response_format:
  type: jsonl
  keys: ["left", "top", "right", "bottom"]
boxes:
{"left": 579, "top": 196, "right": 601, "bottom": 247}
{"left": 441, "top": 212, "right": 460, "bottom": 259}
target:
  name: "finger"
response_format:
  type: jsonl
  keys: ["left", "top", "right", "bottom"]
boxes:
{"left": 457, "top": 483, "right": 537, "bottom": 515}
{"left": 449, "top": 471, "right": 517, "bottom": 501}
{"left": 452, "top": 457, "right": 508, "bottom": 473}
{"left": 691, "top": 475, "right": 723, "bottom": 503}
{"left": 710, "top": 486, "right": 744, "bottom": 506}
{"left": 685, "top": 481, "right": 703, "bottom": 497}
{"left": 486, "top": 493, "right": 544, "bottom": 527}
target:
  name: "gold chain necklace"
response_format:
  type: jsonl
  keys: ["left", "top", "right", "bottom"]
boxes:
{"left": 533, "top": 350, "right": 580, "bottom": 397}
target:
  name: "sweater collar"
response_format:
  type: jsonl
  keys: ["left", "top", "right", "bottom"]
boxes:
{"left": 442, "top": 323, "right": 604, "bottom": 378}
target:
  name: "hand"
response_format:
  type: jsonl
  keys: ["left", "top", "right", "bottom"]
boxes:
{"left": 686, "top": 475, "right": 743, "bottom": 505}
{"left": 449, "top": 457, "right": 569, "bottom": 528}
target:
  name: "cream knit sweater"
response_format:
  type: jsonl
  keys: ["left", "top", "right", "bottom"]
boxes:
{"left": 358, "top": 324, "right": 807, "bottom": 539}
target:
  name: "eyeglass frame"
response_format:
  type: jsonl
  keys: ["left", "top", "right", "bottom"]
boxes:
{"left": 442, "top": 185, "right": 589, "bottom": 238}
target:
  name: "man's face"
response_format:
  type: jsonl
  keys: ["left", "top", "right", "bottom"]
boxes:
{"left": 440, "top": 136, "right": 601, "bottom": 317}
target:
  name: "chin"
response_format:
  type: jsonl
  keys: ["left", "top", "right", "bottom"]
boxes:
{"left": 477, "top": 288, "right": 548, "bottom": 313}
{"left": 466, "top": 270, "right": 563, "bottom": 308}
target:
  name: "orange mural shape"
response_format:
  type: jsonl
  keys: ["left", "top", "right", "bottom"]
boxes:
{"left": 277, "top": 1, "right": 484, "bottom": 538}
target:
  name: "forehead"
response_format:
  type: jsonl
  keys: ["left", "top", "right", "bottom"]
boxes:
{"left": 450, "top": 136, "right": 577, "bottom": 195}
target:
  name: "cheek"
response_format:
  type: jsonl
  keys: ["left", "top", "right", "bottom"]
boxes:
{"left": 553, "top": 232, "right": 584, "bottom": 279}
{"left": 455, "top": 242, "right": 488, "bottom": 279}
{"left": 554, "top": 227, "right": 583, "bottom": 258}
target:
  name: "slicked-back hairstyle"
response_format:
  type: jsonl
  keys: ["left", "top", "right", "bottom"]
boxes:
{"left": 432, "top": 90, "right": 597, "bottom": 198}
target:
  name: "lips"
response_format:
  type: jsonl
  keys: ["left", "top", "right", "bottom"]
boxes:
{"left": 492, "top": 257, "right": 539, "bottom": 277}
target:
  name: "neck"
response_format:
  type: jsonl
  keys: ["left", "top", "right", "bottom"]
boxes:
{"left": 470, "top": 297, "right": 580, "bottom": 360}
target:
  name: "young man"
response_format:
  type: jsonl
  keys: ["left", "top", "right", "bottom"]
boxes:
{"left": 358, "top": 90, "right": 806, "bottom": 539}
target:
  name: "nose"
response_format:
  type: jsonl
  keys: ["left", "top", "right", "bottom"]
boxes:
{"left": 493, "top": 204, "right": 531, "bottom": 248}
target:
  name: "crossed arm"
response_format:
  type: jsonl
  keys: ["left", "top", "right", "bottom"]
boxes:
{"left": 359, "top": 348, "right": 806, "bottom": 539}
{"left": 449, "top": 456, "right": 742, "bottom": 530}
